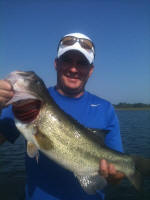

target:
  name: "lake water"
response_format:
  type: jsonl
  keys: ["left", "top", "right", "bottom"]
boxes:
{"left": 0, "top": 110, "right": 150, "bottom": 200}
{"left": 106, "top": 110, "right": 150, "bottom": 200}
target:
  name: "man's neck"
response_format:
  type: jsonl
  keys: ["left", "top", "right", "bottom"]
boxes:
{"left": 55, "top": 87, "right": 84, "bottom": 98}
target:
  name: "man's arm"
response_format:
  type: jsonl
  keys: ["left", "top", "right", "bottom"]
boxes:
{"left": 99, "top": 104, "right": 125, "bottom": 184}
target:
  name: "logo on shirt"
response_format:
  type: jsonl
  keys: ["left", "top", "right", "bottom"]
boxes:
{"left": 90, "top": 104, "right": 101, "bottom": 107}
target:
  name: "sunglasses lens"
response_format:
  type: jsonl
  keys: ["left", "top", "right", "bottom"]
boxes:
{"left": 60, "top": 36, "right": 94, "bottom": 51}
{"left": 80, "top": 39, "right": 93, "bottom": 50}
{"left": 61, "top": 36, "right": 76, "bottom": 46}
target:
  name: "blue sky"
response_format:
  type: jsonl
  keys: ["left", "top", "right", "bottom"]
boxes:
{"left": 0, "top": 0, "right": 150, "bottom": 104}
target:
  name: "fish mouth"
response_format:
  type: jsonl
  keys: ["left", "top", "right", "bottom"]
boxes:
{"left": 12, "top": 99, "right": 42, "bottom": 123}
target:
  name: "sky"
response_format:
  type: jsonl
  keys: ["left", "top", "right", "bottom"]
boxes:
{"left": 0, "top": 0, "right": 150, "bottom": 104}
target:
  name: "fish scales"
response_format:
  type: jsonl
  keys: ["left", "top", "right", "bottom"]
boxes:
{"left": 34, "top": 104, "right": 100, "bottom": 173}
{"left": 5, "top": 70, "right": 150, "bottom": 194}
{"left": 33, "top": 101, "right": 135, "bottom": 176}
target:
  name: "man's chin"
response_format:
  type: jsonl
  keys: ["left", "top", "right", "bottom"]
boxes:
{"left": 62, "top": 85, "right": 84, "bottom": 96}
{"left": 59, "top": 77, "right": 85, "bottom": 96}
{"left": 63, "top": 78, "right": 81, "bottom": 88}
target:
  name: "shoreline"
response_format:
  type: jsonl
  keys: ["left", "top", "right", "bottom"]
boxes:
{"left": 115, "top": 107, "right": 150, "bottom": 111}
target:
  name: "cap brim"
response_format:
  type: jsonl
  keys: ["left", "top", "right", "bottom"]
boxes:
{"left": 57, "top": 43, "right": 94, "bottom": 64}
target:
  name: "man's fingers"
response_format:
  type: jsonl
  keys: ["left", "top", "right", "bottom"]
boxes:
{"left": 107, "top": 164, "right": 125, "bottom": 184}
{"left": 0, "top": 80, "right": 14, "bottom": 106}
{"left": 0, "top": 90, "right": 14, "bottom": 106}
{"left": 0, "top": 89, "right": 14, "bottom": 98}
{"left": 99, "top": 159, "right": 125, "bottom": 185}
{"left": 108, "top": 163, "right": 116, "bottom": 175}
{"left": 113, "top": 171, "right": 125, "bottom": 180}
{"left": 100, "top": 159, "right": 109, "bottom": 178}
{"left": 0, "top": 80, "right": 13, "bottom": 90}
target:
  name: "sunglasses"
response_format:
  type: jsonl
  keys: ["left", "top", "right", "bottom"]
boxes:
{"left": 59, "top": 36, "right": 95, "bottom": 51}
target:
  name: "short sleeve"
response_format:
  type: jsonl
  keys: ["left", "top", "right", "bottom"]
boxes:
{"left": 104, "top": 104, "right": 124, "bottom": 153}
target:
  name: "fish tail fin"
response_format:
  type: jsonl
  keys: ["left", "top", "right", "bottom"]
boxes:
{"left": 127, "top": 155, "right": 150, "bottom": 191}
{"left": 132, "top": 155, "right": 150, "bottom": 176}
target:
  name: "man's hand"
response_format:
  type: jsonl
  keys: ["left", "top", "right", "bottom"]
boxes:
{"left": 0, "top": 80, "right": 14, "bottom": 109}
{"left": 100, "top": 159, "right": 125, "bottom": 185}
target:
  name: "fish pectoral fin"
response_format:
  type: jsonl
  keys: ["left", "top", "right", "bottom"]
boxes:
{"left": 34, "top": 129, "right": 53, "bottom": 150}
{"left": 75, "top": 173, "right": 107, "bottom": 194}
{"left": 27, "top": 141, "right": 39, "bottom": 160}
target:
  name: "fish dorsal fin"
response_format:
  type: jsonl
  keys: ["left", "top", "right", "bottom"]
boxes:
{"left": 87, "top": 128, "right": 109, "bottom": 146}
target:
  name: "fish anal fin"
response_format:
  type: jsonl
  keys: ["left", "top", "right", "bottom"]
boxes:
{"left": 127, "top": 170, "right": 143, "bottom": 191}
{"left": 27, "top": 141, "right": 39, "bottom": 161}
{"left": 75, "top": 173, "right": 107, "bottom": 194}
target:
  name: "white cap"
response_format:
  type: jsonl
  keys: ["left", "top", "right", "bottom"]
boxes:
{"left": 57, "top": 33, "right": 95, "bottom": 64}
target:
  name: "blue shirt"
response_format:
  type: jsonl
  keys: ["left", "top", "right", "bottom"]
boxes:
{"left": 0, "top": 86, "right": 123, "bottom": 200}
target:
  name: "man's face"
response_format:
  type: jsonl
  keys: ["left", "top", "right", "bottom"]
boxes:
{"left": 55, "top": 51, "right": 94, "bottom": 96}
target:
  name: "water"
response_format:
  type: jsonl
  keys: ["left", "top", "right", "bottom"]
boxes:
{"left": 0, "top": 135, "right": 26, "bottom": 200}
{"left": 105, "top": 110, "right": 150, "bottom": 200}
{"left": 0, "top": 110, "right": 150, "bottom": 200}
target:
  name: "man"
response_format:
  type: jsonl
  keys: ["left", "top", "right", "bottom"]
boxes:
{"left": 0, "top": 32, "right": 124, "bottom": 199}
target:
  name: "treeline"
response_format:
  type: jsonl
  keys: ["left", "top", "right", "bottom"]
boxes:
{"left": 114, "top": 103, "right": 150, "bottom": 109}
